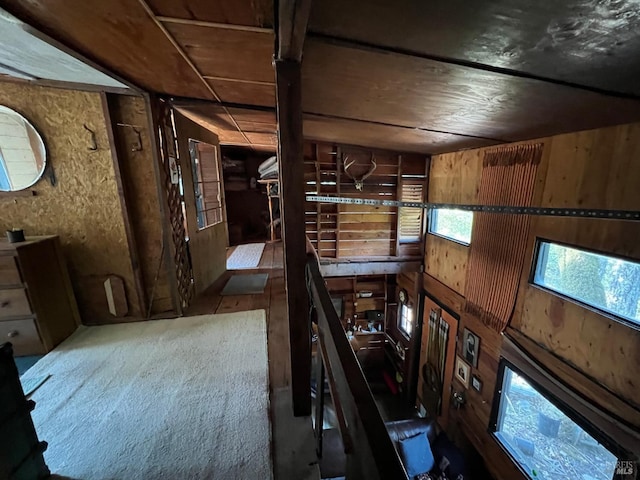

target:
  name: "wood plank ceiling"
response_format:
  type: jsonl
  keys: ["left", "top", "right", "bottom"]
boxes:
{"left": 3, "top": 0, "right": 640, "bottom": 154}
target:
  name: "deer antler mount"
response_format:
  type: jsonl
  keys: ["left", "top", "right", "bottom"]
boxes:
{"left": 343, "top": 154, "right": 377, "bottom": 192}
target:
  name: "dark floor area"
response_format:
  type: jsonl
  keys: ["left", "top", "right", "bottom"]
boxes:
{"left": 14, "top": 355, "right": 43, "bottom": 376}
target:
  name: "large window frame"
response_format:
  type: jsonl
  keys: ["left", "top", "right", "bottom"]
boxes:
{"left": 488, "top": 333, "right": 640, "bottom": 479}
{"left": 398, "top": 303, "right": 413, "bottom": 338}
{"left": 490, "top": 357, "right": 626, "bottom": 480}
{"left": 189, "top": 139, "right": 224, "bottom": 231}
{"left": 531, "top": 238, "right": 640, "bottom": 331}
{"left": 427, "top": 208, "right": 473, "bottom": 246}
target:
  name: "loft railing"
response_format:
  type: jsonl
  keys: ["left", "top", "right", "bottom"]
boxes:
{"left": 305, "top": 242, "right": 408, "bottom": 480}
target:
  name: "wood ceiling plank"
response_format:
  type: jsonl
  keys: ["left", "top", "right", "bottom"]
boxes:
{"left": 245, "top": 132, "right": 278, "bottom": 146}
{"left": 146, "top": 0, "right": 273, "bottom": 27}
{"left": 1, "top": 0, "right": 213, "bottom": 99}
{"left": 165, "top": 23, "right": 275, "bottom": 83}
{"left": 302, "top": 39, "right": 640, "bottom": 142}
{"left": 309, "top": 0, "right": 640, "bottom": 96}
{"left": 227, "top": 107, "right": 277, "bottom": 128}
{"left": 303, "top": 114, "right": 500, "bottom": 154}
{"left": 206, "top": 78, "right": 275, "bottom": 107}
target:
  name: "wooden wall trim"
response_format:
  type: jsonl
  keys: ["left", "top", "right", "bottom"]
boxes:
{"left": 506, "top": 327, "right": 640, "bottom": 429}
{"left": 422, "top": 273, "right": 465, "bottom": 315}
{"left": 157, "top": 16, "right": 273, "bottom": 34}
{"left": 502, "top": 334, "right": 640, "bottom": 455}
{"left": 102, "top": 92, "right": 147, "bottom": 317}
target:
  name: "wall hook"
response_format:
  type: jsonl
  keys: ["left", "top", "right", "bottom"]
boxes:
{"left": 83, "top": 124, "right": 98, "bottom": 151}
{"left": 117, "top": 123, "right": 143, "bottom": 152}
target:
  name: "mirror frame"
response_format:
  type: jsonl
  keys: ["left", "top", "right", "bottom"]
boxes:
{"left": 0, "top": 105, "right": 47, "bottom": 192}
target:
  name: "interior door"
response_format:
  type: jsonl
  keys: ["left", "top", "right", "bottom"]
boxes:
{"left": 417, "top": 296, "right": 459, "bottom": 429}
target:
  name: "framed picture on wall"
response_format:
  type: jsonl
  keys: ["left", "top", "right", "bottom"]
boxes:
{"left": 455, "top": 356, "right": 470, "bottom": 388}
{"left": 463, "top": 328, "right": 480, "bottom": 368}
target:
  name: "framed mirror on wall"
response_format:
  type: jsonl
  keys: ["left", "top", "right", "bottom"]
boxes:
{"left": 0, "top": 105, "right": 47, "bottom": 191}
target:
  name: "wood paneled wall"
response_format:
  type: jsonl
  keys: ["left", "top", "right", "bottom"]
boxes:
{"left": 422, "top": 123, "right": 640, "bottom": 480}
{"left": 0, "top": 82, "right": 142, "bottom": 323}
{"left": 304, "top": 141, "right": 427, "bottom": 259}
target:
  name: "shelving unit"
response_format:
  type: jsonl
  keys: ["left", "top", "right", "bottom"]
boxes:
{"left": 325, "top": 274, "right": 390, "bottom": 332}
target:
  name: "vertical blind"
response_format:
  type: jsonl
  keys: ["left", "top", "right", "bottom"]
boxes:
{"left": 464, "top": 143, "right": 543, "bottom": 332}
{"left": 398, "top": 181, "right": 424, "bottom": 243}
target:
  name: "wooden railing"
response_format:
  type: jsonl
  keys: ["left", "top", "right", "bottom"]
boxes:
{"left": 306, "top": 249, "right": 408, "bottom": 480}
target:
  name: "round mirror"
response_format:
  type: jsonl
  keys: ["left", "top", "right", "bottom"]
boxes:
{"left": 0, "top": 105, "right": 47, "bottom": 191}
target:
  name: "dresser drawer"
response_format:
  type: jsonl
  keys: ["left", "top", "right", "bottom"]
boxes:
{"left": 0, "top": 320, "right": 44, "bottom": 356}
{"left": 0, "top": 289, "right": 31, "bottom": 318}
{"left": 0, "top": 256, "right": 21, "bottom": 287}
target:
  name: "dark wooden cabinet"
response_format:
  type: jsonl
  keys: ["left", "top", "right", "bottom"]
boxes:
{"left": 0, "top": 343, "right": 50, "bottom": 479}
{"left": 0, "top": 236, "right": 80, "bottom": 355}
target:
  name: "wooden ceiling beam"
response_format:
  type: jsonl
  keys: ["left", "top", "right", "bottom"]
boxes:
{"left": 277, "top": 0, "right": 312, "bottom": 61}
{"left": 157, "top": 16, "right": 272, "bottom": 34}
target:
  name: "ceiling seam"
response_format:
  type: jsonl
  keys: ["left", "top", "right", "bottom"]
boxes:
{"left": 156, "top": 16, "right": 273, "bottom": 35}
{"left": 136, "top": 0, "right": 253, "bottom": 147}
{"left": 169, "top": 96, "right": 504, "bottom": 142}
{"left": 307, "top": 32, "right": 640, "bottom": 101}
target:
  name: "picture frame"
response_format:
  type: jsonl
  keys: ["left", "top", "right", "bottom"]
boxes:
{"left": 463, "top": 328, "right": 480, "bottom": 368}
{"left": 455, "top": 356, "right": 470, "bottom": 388}
{"left": 471, "top": 374, "right": 483, "bottom": 393}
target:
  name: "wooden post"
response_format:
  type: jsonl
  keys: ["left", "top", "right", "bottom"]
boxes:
{"left": 276, "top": 59, "right": 311, "bottom": 416}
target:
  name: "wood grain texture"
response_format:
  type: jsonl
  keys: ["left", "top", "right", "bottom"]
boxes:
{"left": 0, "top": 289, "right": 30, "bottom": 318}
{"left": 1, "top": 0, "right": 213, "bottom": 99}
{"left": 0, "top": 237, "right": 79, "bottom": 352}
{"left": 276, "top": 59, "right": 311, "bottom": 415}
{"left": 0, "top": 257, "right": 21, "bottom": 287}
{"left": 417, "top": 297, "right": 459, "bottom": 430}
{"left": 428, "top": 149, "right": 484, "bottom": 204}
{"left": 0, "top": 82, "right": 139, "bottom": 324}
{"left": 425, "top": 121, "right": 640, "bottom": 480}
{"left": 302, "top": 39, "right": 640, "bottom": 143}
{"left": 0, "top": 319, "right": 44, "bottom": 356}
{"left": 109, "top": 95, "right": 173, "bottom": 314}
{"left": 206, "top": 78, "right": 276, "bottom": 107}
{"left": 166, "top": 23, "right": 275, "bottom": 83}
{"left": 147, "top": 0, "right": 273, "bottom": 27}
{"left": 303, "top": 114, "right": 500, "bottom": 154}
{"left": 173, "top": 111, "right": 227, "bottom": 295}
{"left": 424, "top": 234, "right": 469, "bottom": 295}
{"left": 308, "top": 0, "right": 640, "bottom": 96}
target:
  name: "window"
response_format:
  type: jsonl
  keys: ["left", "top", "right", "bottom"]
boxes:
{"left": 189, "top": 140, "right": 223, "bottom": 230}
{"left": 492, "top": 363, "right": 619, "bottom": 480}
{"left": 428, "top": 209, "right": 473, "bottom": 245}
{"left": 398, "top": 304, "right": 413, "bottom": 337}
{"left": 534, "top": 241, "right": 640, "bottom": 326}
{"left": 398, "top": 182, "right": 424, "bottom": 243}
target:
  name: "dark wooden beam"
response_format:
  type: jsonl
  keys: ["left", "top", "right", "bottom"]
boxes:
{"left": 277, "top": 0, "right": 312, "bottom": 61}
{"left": 319, "top": 260, "right": 421, "bottom": 277}
{"left": 276, "top": 59, "right": 311, "bottom": 416}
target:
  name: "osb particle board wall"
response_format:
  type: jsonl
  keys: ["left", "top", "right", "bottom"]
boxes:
{"left": 0, "top": 81, "right": 140, "bottom": 323}
{"left": 108, "top": 94, "right": 173, "bottom": 315}
{"left": 423, "top": 123, "right": 640, "bottom": 480}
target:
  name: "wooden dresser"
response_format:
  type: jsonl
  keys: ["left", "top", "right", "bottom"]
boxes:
{"left": 0, "top": 236, "right": 80, "bottom": 356}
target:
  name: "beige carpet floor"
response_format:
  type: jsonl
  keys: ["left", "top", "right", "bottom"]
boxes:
{"left": 25, "top": 310, "right": 272, "bottom": 480}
